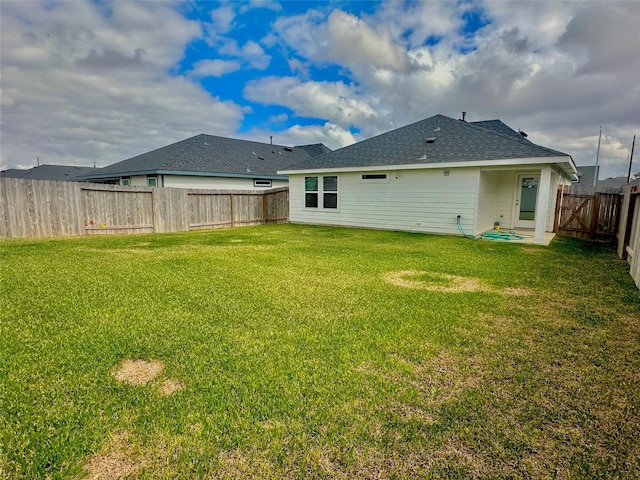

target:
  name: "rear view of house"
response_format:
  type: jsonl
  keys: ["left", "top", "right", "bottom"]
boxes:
{"left": 280, "top": 114, "right": 577, "bottom": 244}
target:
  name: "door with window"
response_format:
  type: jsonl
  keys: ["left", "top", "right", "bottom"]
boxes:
{"left": 514, "top": 174, "right": 539, "bottom": 228}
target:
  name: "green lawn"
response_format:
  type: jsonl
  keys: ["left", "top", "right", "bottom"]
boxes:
{"left": 1, "top": 224, "right": 639, "bottom": 479}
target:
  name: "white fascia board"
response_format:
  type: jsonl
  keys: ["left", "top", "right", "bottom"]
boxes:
{"left": 279, "top": 156, "right": 574, "bottom": 175}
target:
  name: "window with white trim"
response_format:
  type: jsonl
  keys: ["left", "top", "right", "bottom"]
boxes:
{"left": 323, "top": 176, "right": 338, "bottom": 209}
{"left": 147, "top": 176, "right": 157, "bottom": 187}
{"left": 121, "top": 177, "right": 130, "bottom": 186}
{"left": 254, "top": 179, "right": 272, "bottom": 187}
{"left": 362, "top": 174, "right": 387, "bottom": 180}
{"left": 305, "top": 175, "right": 338, "bottom": 209}
{"left": 305, "top": 176, "right": 318, "bottom": 208}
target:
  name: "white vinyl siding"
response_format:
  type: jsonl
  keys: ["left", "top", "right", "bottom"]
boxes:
{"left": 546, "top": 170, "right": 560, "bottom": 231}
{"left": 161, "top": 175, "right": 287, "bottom": 190}
{"left": 289, "top": 168, "right": 478, "bottom": 235}
{"left": 477, "top": 171, "right": 500, "bottom": 233}
{"left": 477, "top": 170, "right": 520, "bottom": 231}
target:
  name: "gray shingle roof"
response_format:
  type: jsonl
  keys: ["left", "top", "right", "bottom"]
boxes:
{"left": 77, "top": 134, "right": 331, "bottom": 180}
{"left": 281, "top": 114, "right": 570, "bottom": 172}
{"left": 0, "top": 164, "right": 97, "bottom": 181}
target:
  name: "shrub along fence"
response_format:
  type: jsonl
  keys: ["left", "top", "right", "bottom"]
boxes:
{"left": 0, "top": 178, "right": 288, "bottom": 239}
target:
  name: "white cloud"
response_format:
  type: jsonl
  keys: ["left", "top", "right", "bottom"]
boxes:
{"left": 218, "top": 39, "right": 271, "bottom": 70}
{"left": 190, "top": 59, "right": 241, "bottom": 77}
{"left": 325, "top": 10, "right": 412, "bottom": 73}
{"left": 268, "top": 112, "right": 288, "bottom": 124}
{"left": 244, "top": 76, "right": 380, "bottom": 131}
{"left": 267, "top": 9, "right": 328, "bottom": 60}
{"left": 0, "top": 0, "right": 244, "bottom": 169}
{"left": 239, "top": 1, "right": 282, "bottom": 14}
{"left": 246, "top": 122, "right": 356, "bottom": 151}
{"left": 557, "top": 2, "right": 640, "bottom": 76}
{"left": 209, "top": 5, "right": 235, "bottom": 35}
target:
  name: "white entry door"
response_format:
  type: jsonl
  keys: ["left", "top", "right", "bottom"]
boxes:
{"left": 514, "top": 174, "right": 540, "bottom": 228}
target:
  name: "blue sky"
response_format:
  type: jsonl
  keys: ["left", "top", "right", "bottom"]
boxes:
{"left": 1, "top": 1, "right": 638, "bottom": 178}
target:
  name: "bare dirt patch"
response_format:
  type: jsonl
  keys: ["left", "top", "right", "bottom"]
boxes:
{"left": 521, "top": 247, "right": 544, "bottom": 254}
{"left": 114, "top": 359, "right": 164, "bottom": 386}
{"left": 159, "top": 378, "right": 183, "bottom": 396}
{"left": 384, "top": 270, "right": 532, "bottom": 296}
{"left": 384, "top": 270, "right": 488, "bottom": 292}
{"left": 84, "top": 432, "right": 144, "bottom": 480}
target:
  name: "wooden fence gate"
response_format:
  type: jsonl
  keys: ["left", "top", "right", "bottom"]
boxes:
{"left": 554, "top": 186, "right": 622, "bottom": 242}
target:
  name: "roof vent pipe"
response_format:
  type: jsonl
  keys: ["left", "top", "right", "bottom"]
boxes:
{"left": 460, "top": 111, "right": 467, "bottom": 122}
{"left": 270, "top": 136, "right": 273, "bottom": 145}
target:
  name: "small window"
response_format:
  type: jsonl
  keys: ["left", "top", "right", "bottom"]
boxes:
{"left": 362, "top": 174, "right": 387, "bottom": 180}
{"left": 305, "top": 176, "right": 318, "bottom": 208}
{"left": 147, "top": 176, "right": 157, "bottom": 187}
{"left": 121, "top": 177, "right": 130, "bottom": 186}
{"left": 254, "top": 179, "right": 272, "bottom": 187}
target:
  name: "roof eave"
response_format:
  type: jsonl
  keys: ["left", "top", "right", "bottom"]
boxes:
{"left": 279, "top": 156, "right": 575, "bottom": 175}
{"left": 80, "top": 170, "right": 289, "bottom": 180}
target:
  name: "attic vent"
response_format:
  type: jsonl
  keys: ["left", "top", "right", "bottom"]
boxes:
{"left": 257, "top": 156, "right": 264, "bottom": 160}
{"left": 284, "top": 146, "right": 293, "bottom": 152}
{"left": 519, "top": 130, "right": 528, "bottom": 138}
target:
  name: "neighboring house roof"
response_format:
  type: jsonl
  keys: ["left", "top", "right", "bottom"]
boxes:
{"left": 574, "top": 165, "right": 599, "bottom": 187}
{"left": 598, "top": 176, "right": 630, "bottom": 189}
{"left": 280, "top": 114, "right": 575, "bottom": 177}
{"left": 0, "top": 164, "right": 97, "bottom": 181}
{"left": 77, "top": 134, "right": 332, "bottom": 181}
{"left": 573, "top": 167, "right": 629, "bottom": 191}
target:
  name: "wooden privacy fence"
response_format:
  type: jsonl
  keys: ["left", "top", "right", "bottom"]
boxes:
{"left": 554, "top": 185, "right": 622, "bottom": 242}
{"left": 617, "top": 182, "right": 640, "bottom": 288}
{"left": 0, "top": 178, "right": 288, "bottom": 239}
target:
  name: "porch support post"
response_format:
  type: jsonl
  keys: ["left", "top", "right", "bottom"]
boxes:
{"left": 535, "top": 166, "right": 551, "bottom": 243}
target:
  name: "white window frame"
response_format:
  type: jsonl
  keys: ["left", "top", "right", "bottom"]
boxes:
{"left": 147, "top": 176, "right": 158, "bottom": 187}
{"left": 360, "top": 173, "right": 389, "bottom": 183}
{"left": 120, "top": 177, "right": 130, "bottom": 186}
{"left": 253, "top": 179, "right": 272, "bottom": 188}
{"left": 304, "top": 175, "right": 339, "bottom": 210}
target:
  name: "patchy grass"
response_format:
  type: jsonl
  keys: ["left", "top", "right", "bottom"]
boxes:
{"left": 1, "top": 224, "right": 639, "bottom": 479}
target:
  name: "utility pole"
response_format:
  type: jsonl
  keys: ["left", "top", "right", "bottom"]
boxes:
{"left": 593, "top": 127, "right": 602, "bottom": 188}
{"left": 627, "top": 134, "right": 636, "bottom": 183}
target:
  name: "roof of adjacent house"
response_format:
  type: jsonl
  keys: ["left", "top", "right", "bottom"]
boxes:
{"left": 573, "top": 165, "right": 599, "bottom": 187}
{"left": 0, "top": 164, "right": 97, "bottom": 181}
{"left": 280, "top": 114, "right": 573, "bottom": 174}
{"left": 598, "top": 176, "right": 630, "bottom": 188}
{"left": 77, "top": 134, "right": 332, "bottom": 181}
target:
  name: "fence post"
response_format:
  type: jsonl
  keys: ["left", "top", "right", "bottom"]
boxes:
{"left": 590, "top": 192, "right": 602, "bottom": 238}
{"left": 230, "top": 193, "right": 235, "bottom": 227}
{"left": 553, "top": 185, "right": 563, "bottom": 233}
{"left": 262, "top": 193, "right": 268, "bottom": 225}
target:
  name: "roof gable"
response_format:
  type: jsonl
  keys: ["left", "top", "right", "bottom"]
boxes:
{"left": 281, "top": 114, "right": 571, "bottom": 172}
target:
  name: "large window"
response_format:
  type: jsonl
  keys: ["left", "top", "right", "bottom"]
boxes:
{"left": 323, "top": 176, "right": 338, "bottom": 209}
{"left": 305, "top": 177, "right": 318, "bottom": 208}
{"left": 305, "top": 175, "right": 338, "bottom": 209}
